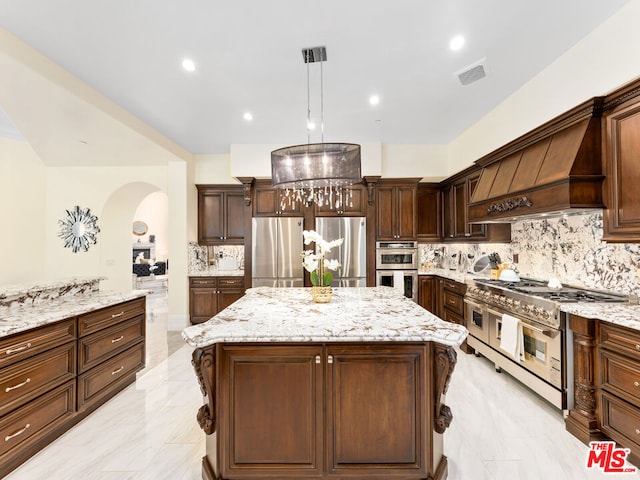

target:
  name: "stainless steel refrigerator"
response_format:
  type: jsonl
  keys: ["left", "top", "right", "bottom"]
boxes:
{"left": 252, "top": 217, "right": 304, "bottom": 287}
{"left": 315, "top": 217, "right": 366, "bottom": 287}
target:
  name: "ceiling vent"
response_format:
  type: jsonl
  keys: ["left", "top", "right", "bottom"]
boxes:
{"left": 302, "top": 46, "right": 327, "bottom": 63}
{"left": 456, "top": 59, "right": 487, "bottom": 86}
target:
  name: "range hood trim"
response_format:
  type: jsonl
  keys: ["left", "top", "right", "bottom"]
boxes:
{"left": 468, "top": 97, "right": 606, "bottom": 223}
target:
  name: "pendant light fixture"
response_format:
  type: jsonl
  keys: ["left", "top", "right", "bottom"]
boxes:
{"left": 271, "top": 46, "right": 362, "bottom": 211}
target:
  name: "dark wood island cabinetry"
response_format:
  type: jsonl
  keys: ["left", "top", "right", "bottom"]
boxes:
{"left": 184, "top": 287, "right": 467, "bottom": 480}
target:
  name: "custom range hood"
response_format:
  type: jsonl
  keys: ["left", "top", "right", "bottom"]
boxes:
{"left": 468, "top": 98, "right": 605, "bottom": 223}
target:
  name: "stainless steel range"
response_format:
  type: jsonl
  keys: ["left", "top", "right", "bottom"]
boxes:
{"left": 464, "top": 278, "right": 627, "bottom": 410}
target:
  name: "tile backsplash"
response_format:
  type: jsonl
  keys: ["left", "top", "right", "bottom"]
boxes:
{"left": 419, "top": 212, "right": 640, "bottom": 296}
{"left": 187, "top": 242, "right": 245, "bottom": 273}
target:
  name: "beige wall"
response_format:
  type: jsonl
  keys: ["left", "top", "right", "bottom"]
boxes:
{"left": 448, "top": 0, "right": 640, "bottom": 174}
{"left": 132, "top": 191, "right": 169, "bottom": 261}
{"left": 0, "top": 137, "right": 46, "bottom": 285}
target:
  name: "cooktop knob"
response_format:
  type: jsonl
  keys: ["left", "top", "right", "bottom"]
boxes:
{"left": 533, "top": 307, "right": 543, "bottom": 317}
{"left": 542, "top": 310, "right": 551, "bottom": 320}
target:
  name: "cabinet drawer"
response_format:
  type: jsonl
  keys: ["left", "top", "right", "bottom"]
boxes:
{"left": 443, "top": 308, "right": 464, "bottom": 325}
{"left": 0, "top": 342, "right": 75, "bottom": 417}
{"left": 443, "top": 279, "right": 466, "bottom": 295}
{"left": 217, "top": 277, "right": 244, "bottom": 288}
{"left": 443, "top": 291, "right": 464, "bottom": 315}
{"left": 190, "top": 277, "right": 217, "bottom": 287}
{"left": 599, "top": 391, "right": 640, "bottom": 454}
{"left": 0, "top": 380, "right": 75, "bottom": 459}
{"left": 78, "top": 316, "right": 145, "bottom": 373}
{"left": 77, "top": 342, "right": 145, "bottom": 411}
{"left": 599, "top": 349, "right": 640, "bottom": 403}
{"left": 78, "top": 298, "right": 145, "bottom": 337}
{"left": 600, "top": 322, "right": 640, "bottom": 361}
{"left": 0, "top": 319, "right": 75, "bottom": 370}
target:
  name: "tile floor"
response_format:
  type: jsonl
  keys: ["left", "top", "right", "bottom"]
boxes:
{"left": 6, "top": 297, "right": 640, "bottom": 479}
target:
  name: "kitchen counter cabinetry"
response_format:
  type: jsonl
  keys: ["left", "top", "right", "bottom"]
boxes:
{"left": 376, "top": 179, "right": 418, "bottom": 241}
{"left": 189, "top": 276, "right": 245, "bottom": 324}
{"left": 0, "top": 296, "right": 146, "bottom": 478}
{"left": 442, "top": 278, "right": 465, "bottom": 326}
{"left": 603, "top": 80, "right": 640, "bottom": 242}
{"left": 197, "top": 185, "right": 245, "bottom": 245}
{"left": 598, "top": 322, "right": 640, "bottom": 466}
{"left": 418, "top": 276, "right": 442, "bottom": 317}
{"left": 253, "top": 180, "right": 305, "bottom": 217}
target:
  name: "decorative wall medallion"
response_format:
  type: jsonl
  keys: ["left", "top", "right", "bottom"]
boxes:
{"left": 58, "top": 206, "right": 100, "bottom": 253}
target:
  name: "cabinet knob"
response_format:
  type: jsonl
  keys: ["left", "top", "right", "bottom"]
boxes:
{"left": 465, "top": 233, "right": 471, "bottom": 237}
{"left": 449, "top": 234, "right": 454, "bottom": 238}
{"left": 327, "top": 355, "right": 334, "bottom": 364}
{"left": 636, "top": 345, "right": 640, "bottom": 351}
{"left": 636, "top": 429, "right": 640, "bottom": 436}
{"left": 635, "top": 381, "right": 640, "bottom": 387}
{"left": 315, "top": 355, "right": 321, "bottom": 364}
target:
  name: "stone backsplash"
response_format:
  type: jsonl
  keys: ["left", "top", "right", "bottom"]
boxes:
{"left": 419, "top": 212, "right": 640, "bottom": 296}
{"left": 188, "top": 242, "right": 245, "bottom": 273}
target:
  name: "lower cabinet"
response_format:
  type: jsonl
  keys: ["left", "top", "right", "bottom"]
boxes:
{"left": 0, "top": 297, "right": 146, "bottom": 478}
{"left": 442, "top": 279, "right": 465, "bottom": 326}
{"left": 598, "top": 322, "right": 640, "bottom": 466}
{"left": 189, "top": 276, "right": 245, "bottom": 324}
{"left": 418, "top": 276, "right": 437, "bottom": 314}
{"left": 216, "top": 343, "right": 433, "bottom": 479}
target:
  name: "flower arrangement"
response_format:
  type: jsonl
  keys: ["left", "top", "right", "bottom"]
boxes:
{"left": 301, "top": 230, "right": 343, "bottom": 287}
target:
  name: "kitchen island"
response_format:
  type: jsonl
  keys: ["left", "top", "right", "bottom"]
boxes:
{"left": 182, "top": 287, "right": 467, "bottom": 480}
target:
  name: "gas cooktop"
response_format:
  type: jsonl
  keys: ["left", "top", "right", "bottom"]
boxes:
{"left": 473, "top": 278, "right": 627, "bottom": 303}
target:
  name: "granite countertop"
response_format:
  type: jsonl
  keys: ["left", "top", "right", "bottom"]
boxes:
{"left": 0, "top": 290, "right": 148, "bottom": 338}
{"left": 561, "top": 303, "right": 640, "bottom": 332}
{"left": 182, "top": 286, "right": 468, "bottom": 348}
{"left": 189, "top": 267, "right": 245, "bottom": 277}
{"left": 419, "top": 268, "right": 477, "bottom": 284}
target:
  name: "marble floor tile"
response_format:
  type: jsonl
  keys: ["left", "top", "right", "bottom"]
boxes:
{"left": 5, "top": 297, "right": 640, "bottom": 479}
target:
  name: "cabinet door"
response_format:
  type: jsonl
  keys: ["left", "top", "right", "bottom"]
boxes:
{"left": 375, "top": 186, "right": 395, "bottom": 240}
{"left": 189, "top": 279, "right": 218, "bottom": 324}
{"left": 466, "top": 175, "right": 487, "bottom": 239}
{"left": 417, "top": 185, "right": 441, "bottom": 241}
{"left": 326, "top": 345, "right": 427, "bottom": 476}
{"left": 253, "top": 185, "right": 304, "bottom": 216}
{"left": 603, "top": 102, "right": 640, "bottom": 241}
{"left": 315, "top": 185, "right": 367, "bottom": 216}
{"left": 217, "top": 277, "right": 245, "bottom": 311}
{"left": 224, "top": 192, "right": 245, "bottom": 244}
{"left": 219, "top": 345, "right": 323, "bottom": 477}
{"left": 418, "top": 276, "right": 436, "bottom": 313}
{"left": 198, "top": 190, "right": 224, "bottom": 244}
{"left": 396, "top": 186, "right": 417, "bottom": 240}
{"left": 442, "top": 187, "right": 453, "bottom": 239}
{"left": 452, "top": 181, "right": 467, "bottom": 239}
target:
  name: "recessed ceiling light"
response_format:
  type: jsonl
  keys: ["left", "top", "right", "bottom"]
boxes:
{"left": 182, "top": 58, "right": 196, "bottom": 72}
{"left": 449, "top": 35, "right": 465, "bottom": 51}
{"left": 369, "top": 95, "right": 380, "bottom": 105}
{"left": 243, "top": 112, "right": 253, "bottom": 121}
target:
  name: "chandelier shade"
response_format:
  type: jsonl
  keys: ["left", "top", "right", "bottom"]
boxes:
{"left": 271, "top": 142, "right": 361, "bottom": 189}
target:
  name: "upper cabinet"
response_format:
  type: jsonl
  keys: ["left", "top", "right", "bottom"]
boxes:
{"left": 376, "top": 180, "right": 418, "bottom": 241}
{"left": 603, "top": 79, "right": 640, "bottom": 242}
{"left": 314, "top": 184, "right": 367, "bottom": 217}
{"left": 197, "top": 185, "right": 245, "bottom": 245}
{"left": 441, "top": 169, "right": 510, "bottom": 243}
{"left": 416, "top": 184, "right": 441, "bottom": 242}
{"left": 252, "top": 180, "right": 305, "bottom": 217}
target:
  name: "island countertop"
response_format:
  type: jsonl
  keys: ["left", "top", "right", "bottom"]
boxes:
{"left": 182, "top": 286, "right": 468, "bottom": 348}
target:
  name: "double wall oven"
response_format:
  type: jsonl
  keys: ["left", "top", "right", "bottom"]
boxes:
{"left": 375, "top": 241, "right": 418, "bottom": 301}
{"left": 465, "top": 279, "right": 627, "bottom": 410}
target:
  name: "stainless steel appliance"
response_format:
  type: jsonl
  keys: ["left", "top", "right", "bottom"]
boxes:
{"left": 465, "top": 278, "right": 627, "bottom": 410}
{"left": 315, "top": 217, "right": 366, "bottom": 287}
{"left": 375, "top": 241, "right": 418, "bottom": 300}
{"left": 251, "top": 217, "right": 304, "bottom": 287}
{"left": 375, "top": 241, "right": 418, "bottom": 270}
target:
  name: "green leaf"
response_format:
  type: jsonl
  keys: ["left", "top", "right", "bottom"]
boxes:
{"left": 310, "top": 271, "right": 319, "bottom": 286}
{"left": 323, "top": 271, "right": 333, "bottom": 286}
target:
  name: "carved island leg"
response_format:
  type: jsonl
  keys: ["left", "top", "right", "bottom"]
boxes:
{"left": 565, "top": 314, "right": 606, "bottom": 444}
{"left": 192, "top": 347, "right": 216, "bottom": 435}
{"left": 434, "top": 344, "right": 457, "bottom": 434}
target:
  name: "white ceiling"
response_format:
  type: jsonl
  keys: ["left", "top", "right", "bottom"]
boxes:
{"left": 0, "top": 0, "right": 632, "bottom": 158}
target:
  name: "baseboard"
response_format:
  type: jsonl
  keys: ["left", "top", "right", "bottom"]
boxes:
{"left": 433, "top": 454, "right": 448, "bottom": 480}
{"left": 202, "top": 455, "right": 217, "bottom": 480}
